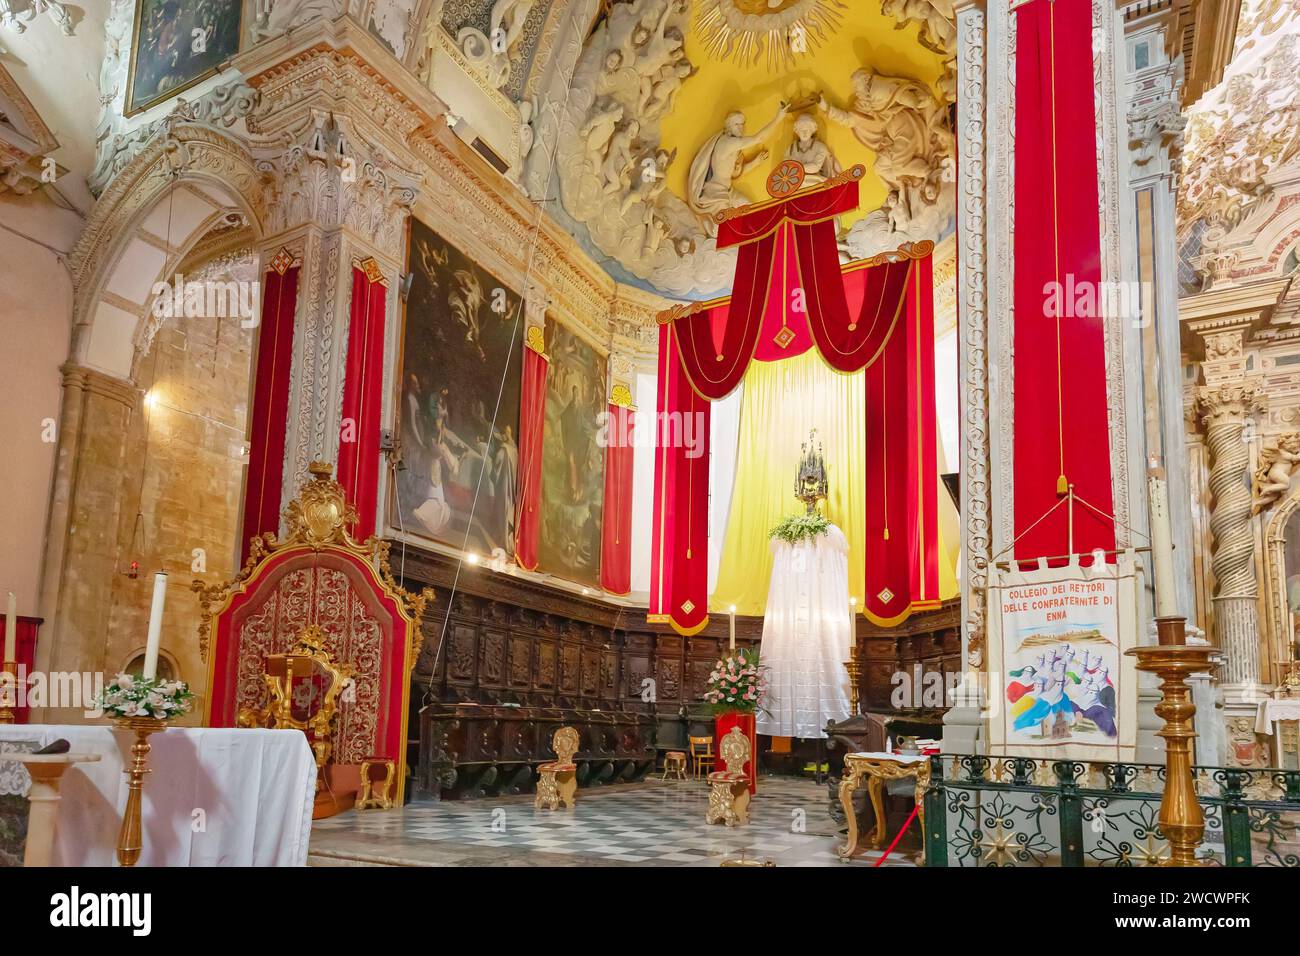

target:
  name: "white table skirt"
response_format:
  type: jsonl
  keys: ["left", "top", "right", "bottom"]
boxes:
{"left": 0, "top": 725, "right": 316, "bottom": 866}
{"left": 757, "top": 526, "right": 853, "bottom": 738}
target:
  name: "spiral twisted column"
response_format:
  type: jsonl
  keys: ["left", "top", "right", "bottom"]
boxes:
{"left": 1197, "top": 381, "right": 1265, "bottom": 688}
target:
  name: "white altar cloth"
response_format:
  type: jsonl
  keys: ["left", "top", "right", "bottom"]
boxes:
{"left": 757, "top": 524, "right": 853, "bottom": 738}
{"left": 0, "top": 725, "right": 316, "bottom": 866}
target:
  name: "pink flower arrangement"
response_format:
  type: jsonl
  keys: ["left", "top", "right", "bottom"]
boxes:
{"left": 703, "top": 647, "right": 768, "bottom": 715}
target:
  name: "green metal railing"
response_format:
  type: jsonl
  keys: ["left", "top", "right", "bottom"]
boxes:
{"left": 922, "top": 755, "right": 1300, "bottom": 867}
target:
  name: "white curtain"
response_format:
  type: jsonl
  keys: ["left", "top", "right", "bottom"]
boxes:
{"left": 707, "top": 385, "right": 742, "bottom": 594}
{"left": 628, "top": 369, "right": 658, "bottom": 597}
{"left": 757, "top": 524, "right": 853, "bottom": 738}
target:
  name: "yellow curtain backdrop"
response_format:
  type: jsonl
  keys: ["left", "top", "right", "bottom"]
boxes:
{"left": 711, "top": 348, "right": 958, "bottom": 616}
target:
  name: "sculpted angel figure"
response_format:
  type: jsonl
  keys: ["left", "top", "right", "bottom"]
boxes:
{"left": 621, "top": 147, "right": 676, "bottom": 214}
{"left": 580, "top": 99, "right": 625, "bottom": 167}
{"left": 688, "top": 103, "right": 790, "bottom": 232}
{"left": 1253, "top": 433, "right": 1300, "bottom": 513}
{"left": 601, "top": 119, "right": 641, "bottom": 194}
{"left": 819, "top": 69, "right": 953, "bottom": 230}
{"left": 880, "top": 0, "right": 956, "bottom": 54}
{"left": 640, "top": 59, "right": 697, "bottom": 122}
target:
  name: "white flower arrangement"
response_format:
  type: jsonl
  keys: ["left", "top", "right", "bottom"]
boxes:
{"left": 95, "top": 673, "right": 194, "bottom": 720}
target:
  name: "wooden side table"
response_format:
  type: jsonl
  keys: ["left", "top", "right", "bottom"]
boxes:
{"left": 836, "top": 752, "right": 929, "bottom": 863}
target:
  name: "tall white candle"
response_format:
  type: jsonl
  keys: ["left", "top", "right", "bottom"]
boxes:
{"left": 143, "top": 572, "right": 167, "bottom": 680}
{"left": 728, "top": 605, "right": 736, "bottom": 651}
{"left": 4, "top": 591, "right": 15, "bottom": 664}
{"left": 1146, "top": 468, "right": 1178, "bottom": 618}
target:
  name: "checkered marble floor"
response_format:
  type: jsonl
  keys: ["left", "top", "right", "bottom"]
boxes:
{"left": 310, "top": 775, "right": 920, "bottom": 868}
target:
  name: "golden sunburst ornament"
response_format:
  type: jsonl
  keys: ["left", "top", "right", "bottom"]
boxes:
{"left": 697, "top": 0, "right": 846, "bottom": 70}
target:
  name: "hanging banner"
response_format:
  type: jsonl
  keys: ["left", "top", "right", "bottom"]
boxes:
{"left": 648, "top": 323, "right": 711, "bottom": 636}
{"left": 600, "top": 392, "right": 634, "bottom": 595}
{"left": 1012, "top": 0, "right": 1115, "bottom": 559}
{"left": 514, "top": 326, "right": 548, "bottom": 571}
{"left": 986, "top": 552, "right": 1142, "bottom": 762}
{"left": 241, "top": 255, "right": 300, "bottom": 561}
{"left": 338, "top": 259, "right": 387, "bottom": 541}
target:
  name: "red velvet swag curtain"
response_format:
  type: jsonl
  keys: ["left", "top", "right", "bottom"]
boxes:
{"left": 515, "top": 331, "right": 548, "bottom": 571}
{"left": 338, "top": 265, "right": 387, "bottom": 541}
{"left": 650, "top": 170, "right": 941, "bottom": 634}
{"left": 241, "top": 261, "right": 299, "bottom": 561}
{"left": 600, "top": 401, "right": 634, "bottom": 595}
{"left": 1013, "top": 0, "right": 1115, "bottom": 560}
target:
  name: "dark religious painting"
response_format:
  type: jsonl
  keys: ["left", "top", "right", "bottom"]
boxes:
{"left": 395, "top": 219, "right": 522, "bottom": 558}
{"left": 538, "top": 319, "right": 605, "bottom": 588}
{"left": 126, "top": 0, "right": 243, "bottom": 114}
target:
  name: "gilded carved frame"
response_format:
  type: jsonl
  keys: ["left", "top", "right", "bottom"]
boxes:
{"left": 195, "top": 461, "right": 433, "bottom": 805}
{"left": 1262, "top": 486, "right": 1300, "bottom": 684}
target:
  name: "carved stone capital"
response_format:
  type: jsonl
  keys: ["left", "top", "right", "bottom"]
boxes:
{"left": 1196, "top": 380, "right": 1266, "bottom": 427}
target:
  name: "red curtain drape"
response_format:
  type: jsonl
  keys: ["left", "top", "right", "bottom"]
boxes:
{"left": 649, "top": 323, "right": 711, "bottom": 636}
{"left": 668, "top": 230, "right": 777, "bottom": 400}
{"left": 1013, "top": 0, "right": 1115, "bottom": 560}
{"left": 660, "top": 174, "right": 929, "bottom": 398}
{"left": 863, "top": 255, "right": 939, "bottom": 625}
{"left": 240, "top": 260, "right": 299, "bottom": 562}
{"left": 515, "top": 330, "right": 548, "bottom": 571}
{"left": 600, "top": 400, "right": 634, "bottom": 595}
{"left": 338, "top": 264, "right": 387, "bottom": 541}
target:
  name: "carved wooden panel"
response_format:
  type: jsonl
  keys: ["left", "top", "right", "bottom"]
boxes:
{"left": 480, "top": 629, "right": 505, "bottom": 687}
{"left": 559, "top": 642, "right": 580, "bottom": 694}
{"left": 536, "top": 640, "right": 556, "bottom": 689}
{"left": 508, "top": 636, "right": 531, "bottom": 687}
{"left": 580, "top": 647, "right": 600, "bottom": 697}
{"left": 449, "top": 624, "right": 477, "bottom": 682}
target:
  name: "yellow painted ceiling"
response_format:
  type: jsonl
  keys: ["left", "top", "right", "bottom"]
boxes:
{"left": 659, "top": 5, "right": 949, "bottom": 231}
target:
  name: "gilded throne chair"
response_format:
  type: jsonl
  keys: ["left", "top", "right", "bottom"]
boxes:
{"left": 706, "top": 726, "right": 752, "bottom": 827}
{"left": 236, "top": 624, "right": 352, "bottom": 793}
{"left": 195, "top": 462, "right": 431, "bottom": 815}
{"left": 535, "top": 726, "right": 580, "bottom": 810}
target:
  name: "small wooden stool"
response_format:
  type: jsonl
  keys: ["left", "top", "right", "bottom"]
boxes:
{"left": 536, "top": 727, "right": 579, "bottom": 810}
{"left": 661, "top": 751, "right": 687, "bottom": 781}
{"left": 356, "top": 758, "right": 396, "bottom": 810}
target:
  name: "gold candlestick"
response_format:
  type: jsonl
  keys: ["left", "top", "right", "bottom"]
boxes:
{"left": 115, "top": 716, "right": 168, "bottom": 867}
{"left": 844, "top": 645, "right": 862, "bottom": 716}
{"left": 1125, "top": 617, "right": 1219, "bottom": 867}
{"left": 0, "top": 660, "right": 18, "bottom": 723}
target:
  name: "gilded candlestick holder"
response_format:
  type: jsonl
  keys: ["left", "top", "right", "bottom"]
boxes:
{"left": 844, "top": 645, "right": 862, "bottom": 716}
{"left": 0, "top": 661, "right": 17, "bottom": 723}
{"left": 1125, "top": 617, "right": 1220, "bottom": 867}
{"left": 114, "top": 716, "right": 169, "bottom": 867}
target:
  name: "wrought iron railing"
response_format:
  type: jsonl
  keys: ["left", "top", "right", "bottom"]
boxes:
{"left": 922, "top": 755, "right": 1300, "bottom": 867}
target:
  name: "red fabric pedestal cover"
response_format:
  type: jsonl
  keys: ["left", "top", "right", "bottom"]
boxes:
{"left": 715, "top": 711, "right": 758, "bottom": 795}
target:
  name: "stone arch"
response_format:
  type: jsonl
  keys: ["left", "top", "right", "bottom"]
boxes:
{"left": 68, "top": 122, "right": 268, "bottom": 383}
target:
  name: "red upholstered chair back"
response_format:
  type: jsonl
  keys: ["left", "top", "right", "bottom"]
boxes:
{"left": 196, "top": 463, "right": 430, "bottom": 804}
